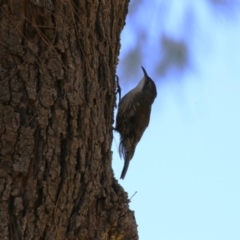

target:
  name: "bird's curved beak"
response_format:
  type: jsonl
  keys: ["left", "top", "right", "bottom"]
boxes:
{"left": 141, "top": 66, "right": 148, "bottom": 78}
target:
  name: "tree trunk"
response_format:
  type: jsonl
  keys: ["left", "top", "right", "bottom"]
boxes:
{"left": 0, "top": 0, "right": 137, "bottom": 239}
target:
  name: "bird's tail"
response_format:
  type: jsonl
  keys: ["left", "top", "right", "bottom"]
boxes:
{"left": 119, "top": 138, "right": 136, "bottom": 179}
{"left": 120, "top": 158, "right": 130, "bottom": 180}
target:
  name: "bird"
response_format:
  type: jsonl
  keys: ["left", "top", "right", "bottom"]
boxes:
{"left": 115, "top": 66, "right": 157, "bottom": 179}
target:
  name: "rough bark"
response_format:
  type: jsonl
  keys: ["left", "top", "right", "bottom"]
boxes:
{"left": 0, "top": 0, "right": 137, "bottom": 239}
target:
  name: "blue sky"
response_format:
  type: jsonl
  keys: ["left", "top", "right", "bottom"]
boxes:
{"left": 112, "top": 1, "right": 240, "bottom": 240}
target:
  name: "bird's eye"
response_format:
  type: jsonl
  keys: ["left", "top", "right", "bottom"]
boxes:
{"left": 146, "top": 79, "right": 150, "bottom": 86}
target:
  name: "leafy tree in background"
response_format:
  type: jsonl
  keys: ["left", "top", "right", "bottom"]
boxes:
{"left": 0, "top": 0, "right": 138, "bottom": 239}
{"left": 120, "top": 0, "right": 239, "bottom": 84}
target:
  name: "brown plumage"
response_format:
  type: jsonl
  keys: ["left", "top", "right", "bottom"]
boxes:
{"left": 115, "top": 66, "right": 157, "bottom": 179}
